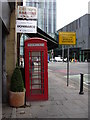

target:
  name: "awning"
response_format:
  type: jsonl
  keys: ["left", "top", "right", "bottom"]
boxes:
{"left": 26, "top": 27, "right": 58, "bottom": 50}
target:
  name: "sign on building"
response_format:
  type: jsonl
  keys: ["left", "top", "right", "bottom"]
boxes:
{"left": 16, "top": 20, "right": 37, "bottom": 33}
{"left": 17, "top": 6, "right": 37, "bottom": 19}
{"left": 59, "top": 32, "right": 76, "bottom": 45}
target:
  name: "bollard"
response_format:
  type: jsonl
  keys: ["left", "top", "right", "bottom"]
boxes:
{"left": 79, "top": 73, "right": 84, "bottom": 95}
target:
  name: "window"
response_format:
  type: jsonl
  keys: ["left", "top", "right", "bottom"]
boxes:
{"left": 89, "top": 28, "right": 90, "bottom": 35}
{"left": 76, "top": 20, "right": 78, "bottom": 29}
{"left": 19, "top": 34, "right": 29, "bottom": 67}
{"left": 79, "top": 18, "right": 81, "bottom": 28}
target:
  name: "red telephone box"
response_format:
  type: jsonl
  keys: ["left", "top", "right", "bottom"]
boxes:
{"left": 24, "top": 38, "right": 48, "bottom": 101}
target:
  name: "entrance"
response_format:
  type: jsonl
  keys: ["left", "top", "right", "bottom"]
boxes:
{"left": 24, "top": 38, "right": 48, "bottom": 101}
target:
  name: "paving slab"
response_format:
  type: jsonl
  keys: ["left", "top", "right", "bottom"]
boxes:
{"left": 2, "top": 104, "right": 12, "bottom": 118}
{"left": 2, "top": 66, "right": 88, "bottom": 119}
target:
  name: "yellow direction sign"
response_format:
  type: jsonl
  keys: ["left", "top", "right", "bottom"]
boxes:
{"left": 59, "top": 32, "right": 76, "bottom": 45}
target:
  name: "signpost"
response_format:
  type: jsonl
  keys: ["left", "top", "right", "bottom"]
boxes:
{"left": 59, "top": 32, "right": 76, "bottom": 86}
{"left": 16, "top": 6, "right": 37, "bottom": 74}
{"left": 67, "top": 47, "right": 69, "bottom": 86}
{"left": 17, "top": 6, "right": 37, "bottom": 19}
{"left": 16, "top": 6, "right": 37, "bottom": 34}
{"left": 16, "top": 20, "right": 37, "bottom": 33}
{"left": 59, "top": 32, "right": 76, "bottom": 45}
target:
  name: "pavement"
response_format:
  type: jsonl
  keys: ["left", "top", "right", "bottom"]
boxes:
{"left": 2, "top": 66, "right": 89, "bottom": 119}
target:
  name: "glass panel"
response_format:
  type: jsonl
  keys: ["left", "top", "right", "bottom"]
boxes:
{"left": 29, "top": 51, "right": 44, "bottom": 95}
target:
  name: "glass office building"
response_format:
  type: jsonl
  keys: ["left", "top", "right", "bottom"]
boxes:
{"left": 20, "top": 0, "right": 57, "bottom": 66}
{"left": 26, "top": 0, "right": 56, "bottom": 37}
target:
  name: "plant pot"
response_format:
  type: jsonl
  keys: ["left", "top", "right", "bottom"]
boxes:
{"left": 9, "top": 91, "right": 25, "bottom": 107}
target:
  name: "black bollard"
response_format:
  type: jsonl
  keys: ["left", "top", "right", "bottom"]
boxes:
{"left": 79, "top": 73, "right": 84, "bottom": 95}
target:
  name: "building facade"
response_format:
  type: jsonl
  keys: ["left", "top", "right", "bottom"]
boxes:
{"left": 57, "top": 14, "right": 90, "bottom": 62}
{"left": 26, "top": 0, "right": 56, "bottom": 38}
{"left": 0, "top": 1, "right": 16, "bottom": 102}
{"left": 0, "top": 1, "right": 24, "bottom": 103}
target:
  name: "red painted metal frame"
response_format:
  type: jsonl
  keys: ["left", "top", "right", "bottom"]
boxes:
{"left": 24, "top": 38, "right": 48, "bottom": 101}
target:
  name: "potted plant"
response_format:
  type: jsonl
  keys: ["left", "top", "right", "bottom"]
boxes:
{"left": 9, "top": 66, "right": 25, "bottom": 107}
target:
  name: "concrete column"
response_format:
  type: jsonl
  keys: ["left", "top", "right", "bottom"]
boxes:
{"left": 83, "top": 51, "right": 85, "bottom": 62}
{"left": 0, "top": 19, "right": 2, "bottom": 115}
{"left": 74, "top": 52, "right": 75, "bottom": 61}
{"left": 6, "top": 9, "right": 17, "bottom": 92}
{"left": 2, "top": 35, "right": 7, "bottom": 103}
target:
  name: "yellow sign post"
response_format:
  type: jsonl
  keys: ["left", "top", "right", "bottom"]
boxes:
{"left": 59, "top": 32, "right": 76, "bottom": 45}
{"left": 59, "top": 32, "right": 76, "bottom": 86}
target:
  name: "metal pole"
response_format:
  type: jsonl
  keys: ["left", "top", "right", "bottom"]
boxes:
{"left": 67, "top": 47, "right": 69, "bottom": 86}
{"left": 79, "top": 73, "right": 84, "bottom": 94}
{"left": 74, "top": 52, "right": 75, "bottom": 62}
{"left": 62, "top": 45, "right": 64, "bottom": 62}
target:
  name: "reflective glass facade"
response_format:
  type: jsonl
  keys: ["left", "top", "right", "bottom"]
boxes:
{"left": 26, "top": 0, "right": 56, "bottom": 35}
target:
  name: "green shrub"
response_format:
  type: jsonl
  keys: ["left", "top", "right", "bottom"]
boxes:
{"left": 10, "top": 66, "right": 24, "bottom": 92}
{"left": 20, "top": 67, "right": 25, "bottom": 87}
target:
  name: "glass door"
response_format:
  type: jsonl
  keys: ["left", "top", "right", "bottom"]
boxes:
{"left": 29, "top": 51, "right": 44, "bottom": 96}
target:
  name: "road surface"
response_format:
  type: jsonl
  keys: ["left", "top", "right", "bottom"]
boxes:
{"left": 48, "top": 62, "right": 89, "bottom": 89}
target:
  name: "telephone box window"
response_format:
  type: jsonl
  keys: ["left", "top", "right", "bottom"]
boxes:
{"left": 29, "top": 51, "right": 44, "bottom": 95}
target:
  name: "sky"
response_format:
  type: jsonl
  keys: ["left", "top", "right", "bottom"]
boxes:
{"left": 23, "top": 0, "right": 90, "bottom": 31}
{"left": 56, "top": 0, "right": 90, "bottom": 30}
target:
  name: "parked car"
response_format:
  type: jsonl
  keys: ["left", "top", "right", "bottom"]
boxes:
{"left": 54, "top": 57, "right": 63, "bottom": 62}
{"left": 63, "top": 58, "right": 67, "bottom": 62}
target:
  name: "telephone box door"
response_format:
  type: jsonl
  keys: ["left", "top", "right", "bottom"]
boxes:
{"left": 25, "top": 38, "right": 48, "bottom": 101}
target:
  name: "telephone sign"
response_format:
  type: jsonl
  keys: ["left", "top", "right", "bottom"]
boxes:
{"left": 28, "top": 43, "right": 44, "bottom": 47}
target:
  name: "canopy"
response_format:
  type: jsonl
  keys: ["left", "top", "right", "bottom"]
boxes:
{"left": 27, "top": 27, "right": 58, "bottom": 50}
